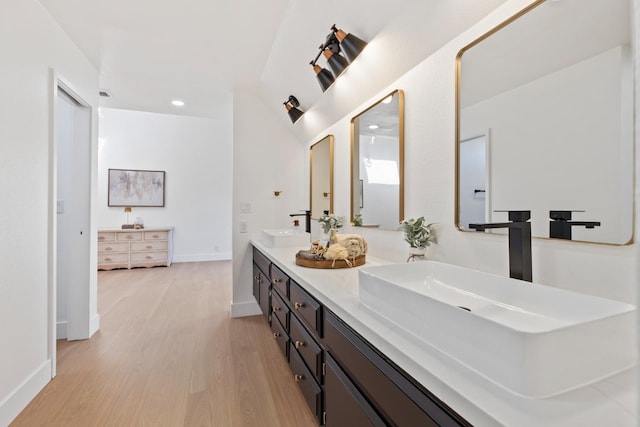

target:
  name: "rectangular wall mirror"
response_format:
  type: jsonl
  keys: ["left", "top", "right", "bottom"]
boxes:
{"left": 351, "top": 90, "right": 404, "bottom": 229}
{"left": 456, "top": 0, "right": 633, "bottom": 245}
{"left": 310, "top": 134, "right": 334, "bottom": 219}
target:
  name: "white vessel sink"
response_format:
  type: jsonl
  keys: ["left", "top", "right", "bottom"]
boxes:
{"left": 261, "top": 229, "right": 310, "bottom": 248}
{"left": 358, "top": 261, "right": 636, "bottom": 398}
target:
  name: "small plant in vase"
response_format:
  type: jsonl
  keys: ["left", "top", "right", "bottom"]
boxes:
{"left": 318, "top": 213, "right": 345, "bottom": 246}
{"left": 400, "top": 216, "right": 437, "bottom": 261}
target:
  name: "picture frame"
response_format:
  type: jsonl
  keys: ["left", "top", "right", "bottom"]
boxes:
{"left": 108, "top": 168, "right": 165, "bottom": 207}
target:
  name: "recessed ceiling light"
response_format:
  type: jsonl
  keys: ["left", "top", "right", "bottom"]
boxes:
{"left": 171, "top": 99, "right": 185, "bottom": 107}
{"left": 368, "top": 124, "right": 379, "bottom": 130}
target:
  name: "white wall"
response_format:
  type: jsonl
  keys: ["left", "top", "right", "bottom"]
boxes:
{"left": 231, "top": 87, "right": 306, "bottom": 317}
{"left": 0, "top": 0, "right": 100, "bottom": 424}
{"left": 299, "top": 0, "right": 636, "bottom": 305}
{"left": 97, "top": 107, "right": 233, "bottom": 261}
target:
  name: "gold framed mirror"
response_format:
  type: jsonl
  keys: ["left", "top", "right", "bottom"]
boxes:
{"left": 310, "top": 135, "right": 334, "bottom": 219}
{"left": 455, "top": 0, "right": 633, "bottom": 245}
{"left": 351, "top": 90, "right": 404, "bottom": 229}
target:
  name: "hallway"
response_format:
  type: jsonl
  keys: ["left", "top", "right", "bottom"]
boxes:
{"left": 12, "top": 262, "right": 315, "bottom": 426}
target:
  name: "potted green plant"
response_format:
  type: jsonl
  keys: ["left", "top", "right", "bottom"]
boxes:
{"left": 400, "top": 216, "right": 437, "bottom": 260}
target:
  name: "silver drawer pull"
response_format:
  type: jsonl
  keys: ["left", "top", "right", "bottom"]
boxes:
{"left": 105, "top": 247, "right": 113, "bottom": 251}
{"left": 294, "top": 374, "right": 304, "bottom": 383}
{"left": 126, "top": 235, "right": 133, "bottom": 239}
{"left": 152, "top": 234, "right": 159, "bottom": 238}
{"left": 146, "top": 245, "right": 153, "bottom": 249}
{"left": 294, "top": 302, "right": 304, "bottom": 310}
{"left": 273, "top": 278, "right": 282, "bottom": 283}
{"left": 295, "top": 340, "right": 305, "bottom": 349}
{"left": 272, "top": 306, "right": 281, "bottom": 312}
{"left": 273, "top": 332, "right": 281, "bottom": 338}
{"left": 98, "top": 236, "right": 105, "bottom": 241}
{"left": 145, "top": 255, "right": 152, "bottom": 259}
{"left": 105, "top": 257, "right": 112, "bottom": 262}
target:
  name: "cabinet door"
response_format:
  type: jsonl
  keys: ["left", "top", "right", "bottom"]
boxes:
{"left": 290, "top": 280, "right": 323, "bottom": 337}
{"left": 290, "top": 314, "right": 323, "bottom": 383}
{"left": 258, "top": 270, "right": 270, "bottom": 319}
{"left": 271, "top": 288, "right": 289, "bottom": 331}
{"left": 324, "top": 353, "right": 386, "bottom": 427}
{"left": 289, "top": 342, "right": 323, "bottom": 424}
{"left": 271, "top": 315, "right": 289, "bottom": 360}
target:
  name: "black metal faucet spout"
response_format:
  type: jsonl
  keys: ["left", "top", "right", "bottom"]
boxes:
{"left": 549, "top": 210, "right": 600, "bottom": 240}
{"left": 469, "top": 210, "right": 532, "bottom": 282}
{"left": 289, "top": 210, "right": 311, "bottom": 233}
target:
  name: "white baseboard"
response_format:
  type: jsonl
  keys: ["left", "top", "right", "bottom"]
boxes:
{"left": 90, "top": 314, "right": 100, "bottom": 337}
{"left": 173, "top": 252, "right": 232, "bottom": 263}
{"left": 230, "top": 300, "right": 262, "bottom": 318}
{"left": 0, "top": 359, "right": 51, "bottom": 427}
{"left": 56, "top": 321, "right": 68, "bottom": 339}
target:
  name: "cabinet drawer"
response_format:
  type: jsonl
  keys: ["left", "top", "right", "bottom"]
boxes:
{"left": 253, "top": 247, "right": 271, "bottom": 277}
{"left": 98, "top": 242, "right": 129, "bottom": 253}
{"left": 130, "top": 251, "right": 168, "bottom": 262}
{"left": 144, "top": 231, "right": 168, "bottom": 241}
{"left": 131, "top": 241, "right": 168, "bottom": 251}
{"left": 271, "top": 315, "right": 289, "bottom": 360}
{"left": 325, "top": 353, "right": 385, "bottom": 427}
{"left": 117, "top": 232, "right": 143, "bottom": 242}
{"left": 290, "top": 314, "right": 323, "bottom": 383}
{"left": 290, "top": 280, "right": 323, "bottom": 337}
{"left": 270, "top": 264, "right": 289, "bottom": 298}
{"left": 324, "top": 310, "right": 469, "bottom": 427}
{"left": 271, "top": 288, "right": 289, "bottom": 331}
{"left": 97, "top": 232, "right": 116, "bottom": 242}
{"left": 98, "top": 252, "right": 129, "bottom": 264}
{"left": 289, "top": 342, "right": 323, "bottom": 424}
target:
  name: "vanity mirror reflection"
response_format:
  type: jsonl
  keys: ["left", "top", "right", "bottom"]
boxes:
{"left": 310, "top": 135, "right": 334, "bottom": 219}
{"left": 351, "top": 90, "right": 404, "bottom": 229}
{"left": 456, "top": 0, "right": 633, "bottom": 245}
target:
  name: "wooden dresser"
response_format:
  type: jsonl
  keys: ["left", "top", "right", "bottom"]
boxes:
{"left": 97, "top": 227, "right": 174, "bottom": 270}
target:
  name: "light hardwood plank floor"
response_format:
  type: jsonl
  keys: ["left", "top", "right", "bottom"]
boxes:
{"left": 11, "top": 261, "right": 317, "bottom": 427}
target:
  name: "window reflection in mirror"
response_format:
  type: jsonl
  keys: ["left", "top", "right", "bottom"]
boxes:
{"left": 456, "top": 0, "right": 633, "bottom": 245}
{"left": 351, "top": 90, "right": 404, "bottom": 229}
{"left": 310, "top": 135, "right": 333, "bottom": 219}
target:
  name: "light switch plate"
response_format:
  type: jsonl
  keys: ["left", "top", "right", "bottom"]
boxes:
{"left": 240, "top": 202, "right": 251, "bottom": 213}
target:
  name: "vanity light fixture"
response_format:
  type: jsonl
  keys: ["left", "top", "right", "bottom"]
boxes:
{"left": 310, "top": 24, "right": 368, "bottom": 92}
{"left": 283, "top": 95, "right": 304, "bottom": 124}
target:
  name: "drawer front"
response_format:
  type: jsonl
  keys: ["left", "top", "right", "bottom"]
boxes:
{"left": 117, "top": 232, "right": 143, "bottom": 242}
{"left": 98, "top": 242, "right": 129, "bottom": 253}
{"left": 98, "top": 252, "right": 129, "bottom": 264}
{"left": 130, "top": 251, "right": 168, "bottom": 262}
{"left": 290, "top": 280, "right": 323, "bottom": 337}
{"left": 270, "top": 264, "right": 289, "bottom": 298}
{"left": 271, "top": 315, "right": 289, "bottom": 360}
{"left": 325, "top": 353, "right": 386, "bottom": 427}
{"left": 253, "top": 247, "right": 271, "bottom": 277}
{"left": 271, "top": 288, "right": 289, "bottom": 331}
{"left": 144, "top": 230, "right": 169, "bottom": 241}
{"left": 289, "top": 342, "right": 323, "bottom": 424}
{"left": 131, "top": 241, "right": 168, "bottom": 251}
{"left": 324, "top": 310, "right": 468, "bottom": 427}
{"left": 97, "top": 232, "right": 116, "bottom": 242}
{"left": 290, "top": 314, "right": 323, "bottom": 382}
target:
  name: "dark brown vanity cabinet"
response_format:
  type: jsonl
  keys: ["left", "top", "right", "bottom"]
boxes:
{"left": 252, "top": 247, "right": 469, "bottom": 427}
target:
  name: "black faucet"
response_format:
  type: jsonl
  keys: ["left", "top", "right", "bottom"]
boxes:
{"left": 549, "top": 210, "right": 600, "bottom": 240}
{"left": 289, "top": 210, "right": 311, "bottom": 233}
{"left": 469, "top": 210, "right": 532, "bottom": 282}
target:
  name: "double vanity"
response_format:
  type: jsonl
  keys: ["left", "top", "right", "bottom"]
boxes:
{"left": 252, "top": 239, "right": 636, "bottom": 426}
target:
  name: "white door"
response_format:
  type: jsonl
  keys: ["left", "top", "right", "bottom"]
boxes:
{"left": 459, "top": 135, "right": 489, "bottom": 229}
{"left": 56, "top": 88, "right": 91, "bottom": 341}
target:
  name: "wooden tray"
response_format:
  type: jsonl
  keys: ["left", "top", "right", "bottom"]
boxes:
{"left": 295, "top": 250, "right": 366, "bottom": 269}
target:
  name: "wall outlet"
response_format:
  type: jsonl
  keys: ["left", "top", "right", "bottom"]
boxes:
{"left": 239, "top": 221, "right": 248, "bottom": 233}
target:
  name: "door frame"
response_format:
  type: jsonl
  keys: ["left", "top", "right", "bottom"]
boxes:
{"left": 48, "top": 69, "right": 94, "bottom": 378}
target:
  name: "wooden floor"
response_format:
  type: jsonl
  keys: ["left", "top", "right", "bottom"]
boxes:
{"left": 11, "top": 261, "right": 317, "bottom": 427}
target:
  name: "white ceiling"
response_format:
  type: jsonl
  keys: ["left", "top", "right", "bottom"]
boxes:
{"left": 37, "top": 0, "right": 509, "bottom": 139}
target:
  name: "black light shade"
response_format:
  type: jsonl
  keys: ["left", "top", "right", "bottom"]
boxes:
{"left": 311, "top": 63, "right": 335, "bottom": 92}
{"left": 284, "top": 95, "right": 304, "bottom": 124}
{"left": 331, "top": 25, "right": 368, "bottom": 63}
{"left": 323, "top": 49, "right": 349, "bottom": 78}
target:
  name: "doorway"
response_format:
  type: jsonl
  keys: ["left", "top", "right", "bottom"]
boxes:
{"left": 459, "top": 134, "right": 490, "bottom": 229}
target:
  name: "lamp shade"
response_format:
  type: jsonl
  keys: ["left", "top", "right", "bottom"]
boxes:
{"left": 323, "top": 49, "right": 349, "bottom": 78}
{"left": 284, "top": 95, "right": 304, "bottom": 124}
{"left": 332, "top": 25, "right": 368, "bottom": 63}
{"left": 312, "top": 63, "right": 335, "bottom": 92}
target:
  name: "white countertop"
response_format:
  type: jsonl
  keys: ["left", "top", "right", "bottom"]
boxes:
{"left": 252, "top": 240, "right": 637, "bottom": 427}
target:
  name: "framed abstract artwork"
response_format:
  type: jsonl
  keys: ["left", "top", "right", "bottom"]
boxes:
{"left": 108, "top": 169, "right": 165, "bottom": 207}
